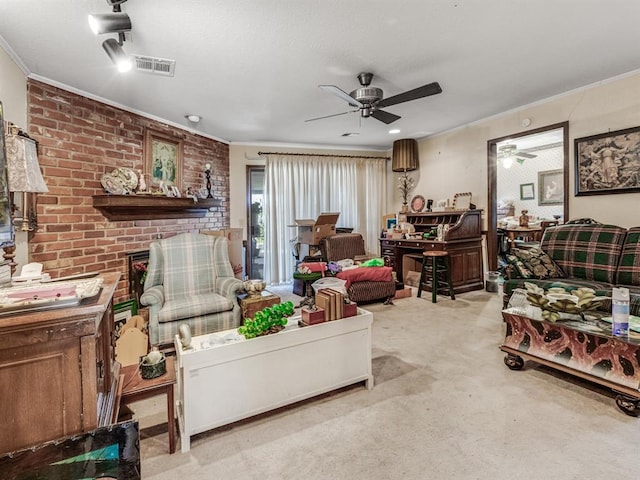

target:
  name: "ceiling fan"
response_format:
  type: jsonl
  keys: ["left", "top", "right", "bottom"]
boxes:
{"left": 306, "top": 72, "right": 442, "bottom": 124}
{"left": 498, "top": 144, "right": 537, "bottom": 165}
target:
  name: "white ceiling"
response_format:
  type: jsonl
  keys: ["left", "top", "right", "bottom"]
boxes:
{"left": 1, "top": 1, "right": 640, "bottom": 151}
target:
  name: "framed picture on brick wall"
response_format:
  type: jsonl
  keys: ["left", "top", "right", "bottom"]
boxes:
{"left": 144, "top": 129, "right": 183, "bottom": 191}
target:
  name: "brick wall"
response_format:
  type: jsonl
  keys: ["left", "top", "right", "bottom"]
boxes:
{"left": 27, "top": 79, "right": 231, "bottom": 302}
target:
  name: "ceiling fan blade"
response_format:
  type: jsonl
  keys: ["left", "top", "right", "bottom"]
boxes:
{"left": 371, "top": 109, "right": 401, "bottom": 124}
{"left": 515, "top": 152, "right": 537, "bottom": 159}
{"left": 377, "top": 81, "right": 442, "bottom": 108}
{"left": 319, "top": 85, "right": 363, "bottom": 107}
{"left": 305, "top": 109, "right": 359, "bottom": 123}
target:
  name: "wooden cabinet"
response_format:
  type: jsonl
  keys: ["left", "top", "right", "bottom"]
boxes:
{"left": 380, "top": 210, "right": 484, "bottom": 293}
{"left": 0, "top": 273, "right": 120, "bottom": 454}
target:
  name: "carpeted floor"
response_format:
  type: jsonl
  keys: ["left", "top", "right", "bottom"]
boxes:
{"left": 134, "top": 286, "right": 640, "bottom": 479}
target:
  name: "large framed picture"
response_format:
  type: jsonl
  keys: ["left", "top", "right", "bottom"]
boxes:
{"left": 538, "top": 169, "right": 563, "bottom": 205}
{"left": 0, "top": 102, "right": 15, "bottom": 249}
{"left": 145, "top": 129, "right": 183, "bottom": 190}
{"left": 575, "top": 126, "right": 640, "bottom": 196}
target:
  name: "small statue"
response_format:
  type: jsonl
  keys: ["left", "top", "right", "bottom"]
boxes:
{"left": 137, "top": 170, "right": 146, "bottom": 192}
{"left": 519, "top": 210, "right": 529, "bottom": 228}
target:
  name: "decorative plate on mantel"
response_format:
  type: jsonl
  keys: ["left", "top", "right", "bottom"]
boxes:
{"left": 410, "top": 195, "right": 426, "bottom": 213}
{"left": 101, "top": 173, "right": 127, "bottom": 195}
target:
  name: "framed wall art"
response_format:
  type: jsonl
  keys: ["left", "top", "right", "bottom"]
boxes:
{"left": 538, "top": 169, "right": 564, "bottom": 205}
{"left": 574, "top": 126, "right": 640, "bottom": 196}
{"left": 0, "top": 102, "right": 15, "bottom": 249}
{"left": 519, "top": 183, "right": 534, "bottom": 200}
{"left": 145, "top": 129, "right": 183, "bottom": 190}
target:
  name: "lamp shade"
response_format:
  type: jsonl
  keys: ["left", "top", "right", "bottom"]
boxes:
{"left": 6, "top": 135, "right": 48, "bottom": 193}
{"left": 391, "top": 138, "right": 419, "bottom": 172}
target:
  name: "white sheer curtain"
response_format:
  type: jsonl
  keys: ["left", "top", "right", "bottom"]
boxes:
{"left": 263, "top": 154, "right": 387, "bottom": 285}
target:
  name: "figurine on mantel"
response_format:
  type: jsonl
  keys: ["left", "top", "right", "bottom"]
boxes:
{"left": 519, "top": 210, "right": 530, "bottom": 228}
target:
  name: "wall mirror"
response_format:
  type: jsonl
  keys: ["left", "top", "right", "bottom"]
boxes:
{"left": 487, "top": 121, "right": 569, "bottom": 271}
{"left": 0, "top": 101, "right": 15, "bottom": 249}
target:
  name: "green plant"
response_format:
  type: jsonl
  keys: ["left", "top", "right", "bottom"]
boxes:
{"left": 238, "top": 301, "right": 295, "bottom": 339}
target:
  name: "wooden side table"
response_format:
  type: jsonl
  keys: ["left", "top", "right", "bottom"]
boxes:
{"left": 237, "top": 290, "right": 281, "bottom": 320}
{"left": 120, "top": 356, "right": 177, "bottom": 454}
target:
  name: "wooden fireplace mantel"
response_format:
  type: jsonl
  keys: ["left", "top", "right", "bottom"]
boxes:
{"left": 92, "top": 195, "right": 222, "bottom": 221}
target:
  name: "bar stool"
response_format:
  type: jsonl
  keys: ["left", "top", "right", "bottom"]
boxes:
{"left": 417, "top": 250, "right": 456, "bottom": 303}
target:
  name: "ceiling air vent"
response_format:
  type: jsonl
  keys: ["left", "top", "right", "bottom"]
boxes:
{"left": 133, "top": 55, "right": 176, "bottom": 76}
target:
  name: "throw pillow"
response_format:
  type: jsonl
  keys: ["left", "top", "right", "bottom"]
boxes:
{"left": 505, "top": 254, "right": 533, "bottom": 279}
{"left": 510, "top": 247, "right": 564, "bottom": 279}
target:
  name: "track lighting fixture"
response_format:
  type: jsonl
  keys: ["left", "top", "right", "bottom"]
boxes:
{"left": 102, "top": 38, "right": 132, "bottom": 72}
{"left": 88, "top": 12, "right": 131, "bottom": 35}
{"left": 89, "top": 0, "right": 133, "bottom": 72}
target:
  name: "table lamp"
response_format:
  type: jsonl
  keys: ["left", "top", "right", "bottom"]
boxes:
{"left": 6, "top": 131, "right": 48, "bottom": 232}
{"left": 392, "top": 138, "right": 419, "bottom": 212}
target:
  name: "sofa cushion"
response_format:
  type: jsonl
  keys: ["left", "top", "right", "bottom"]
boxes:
{"left": 506, "top": 248, "right": 563, "bottom": 280}
{"left": 158, "top": 292, "right": 234, "bottom": 323}
{"left": 540, "top": 224, "right": 626, "bottom": 284}
{"left": 617, "top": 227, "right": 640, "bottom": 286}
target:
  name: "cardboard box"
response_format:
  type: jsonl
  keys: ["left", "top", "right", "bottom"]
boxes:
{"left": 293, "top": 212, "right": 340, "bottom": 245}
{"left": 200, "top": 228, "right": 244, "bottom": 279}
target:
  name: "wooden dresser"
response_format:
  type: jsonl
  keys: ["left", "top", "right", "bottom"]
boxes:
{"left": 0, "top": 272, "right": 120, "bottom": 454}
{"left": 380, "top": 210, "right": 484, "bottom": 293}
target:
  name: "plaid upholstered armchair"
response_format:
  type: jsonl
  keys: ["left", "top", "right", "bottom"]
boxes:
{"left": 141, "top": 232, "right": 244, "bottom": 346}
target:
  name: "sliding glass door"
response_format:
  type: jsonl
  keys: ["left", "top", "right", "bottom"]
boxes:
{"left": 246, "top": 166, "right": 265, "bottom": 279}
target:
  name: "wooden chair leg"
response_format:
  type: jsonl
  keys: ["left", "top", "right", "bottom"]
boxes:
{"left": 417, "top": 255, "right": 428, "bottom": 298}
{"left": 445, "top": 255, "right": 455, "bottom": 300}
{"left": 431, "top": 256, "right": 438, "bottom": 303}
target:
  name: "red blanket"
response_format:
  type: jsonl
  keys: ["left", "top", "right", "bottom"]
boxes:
{"left": 336, "top": 266, "right": 393, "bottom": 289}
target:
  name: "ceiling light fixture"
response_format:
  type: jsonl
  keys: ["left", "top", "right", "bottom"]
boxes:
{"left": 185, "top": 115, "right": 201, "bottom": 123}
{"left": 88, "top": 12, "right": 131, "bottom": 35}
{"left": 89, "top": 0, "right": 132, "bottom": 72}
{"left": 102, "top": 38, "right": 132, "bottom": 72}
{"left": 389, "top": 129, "right": 401, "bottom": 134}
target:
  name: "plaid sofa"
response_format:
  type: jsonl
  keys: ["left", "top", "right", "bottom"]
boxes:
{"left": 141, "top": 233, "right": 244, "bottom": 346}
{"left": 320, "top": 233, "right": 396, "bottom": 304}
{"left": 503, "top": 224, "right": 640, "bottom": 315}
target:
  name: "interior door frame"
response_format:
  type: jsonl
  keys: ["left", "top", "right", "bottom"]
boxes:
{"left": 486, "top": 121, "right": 569, "bottom": 271}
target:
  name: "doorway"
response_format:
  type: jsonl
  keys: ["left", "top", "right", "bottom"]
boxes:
{"left": 246, "top": 166, "right": 265, "bottom": 279}
{"left": 487, "top": 122, "right": 569, "bottom": 271}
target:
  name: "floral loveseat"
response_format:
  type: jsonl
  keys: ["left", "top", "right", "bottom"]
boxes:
{"left": 503, "top": 222, "right": 640, "bottom": 316}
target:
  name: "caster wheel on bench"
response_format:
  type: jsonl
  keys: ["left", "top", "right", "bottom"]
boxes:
{"left": 615, "top": 394, "right": 640, "bottom": 417}
{"left": 504, "top": 354, "right": 524, "bottom": 371}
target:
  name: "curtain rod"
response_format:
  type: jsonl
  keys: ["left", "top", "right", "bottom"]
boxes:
{"left": 258, "top": 151, "right": 390, "bottom": 160}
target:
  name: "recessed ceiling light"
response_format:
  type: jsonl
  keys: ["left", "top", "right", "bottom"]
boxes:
{"left": 389, "top": 129, "right": 401, "bottom": 134}
{"left": 185, "top": 115, "right": 201, "bottom": 123}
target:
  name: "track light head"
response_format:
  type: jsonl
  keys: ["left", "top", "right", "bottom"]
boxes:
{"left": 88, "top": 12, "right": 131, "bottom": 35}
{"left": 102, "top": 38, "right": 132, "bottom": 72}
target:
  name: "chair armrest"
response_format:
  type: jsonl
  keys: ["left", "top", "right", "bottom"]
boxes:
{"left": 217, "top": 276, "right": 244, "bottom": 298}
{"left": 140, "top": 285, "right": 165, "bottom": 306}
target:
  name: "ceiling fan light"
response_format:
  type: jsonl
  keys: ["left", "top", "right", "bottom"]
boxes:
{"left": 392, "top": 138, "right": 419, "bottom": 172}
{"left": 102, "top": 38, "right": 132, "bottom": 72}
{"left": 502, "top": 156, "right": 514, "bottom": 169}
{"left": 88, "top": 12, "right": 131, "bottom": 35}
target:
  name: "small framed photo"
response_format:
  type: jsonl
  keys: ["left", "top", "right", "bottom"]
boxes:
{"left": 519, "top": 183, "right": 535, "bottom": 200}
{"left": 145, "top": 129, "right": 183, "bottom": 191}
{"left": 538, "top": 169, "right": 564, "bottom": 205}
{"left": 113, "top": 299, "right": 138, "bottom": 339}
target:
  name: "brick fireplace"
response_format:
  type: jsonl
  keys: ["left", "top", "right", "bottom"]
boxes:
{"left": 26, "top": 79, "right": 231, "bottom": 302}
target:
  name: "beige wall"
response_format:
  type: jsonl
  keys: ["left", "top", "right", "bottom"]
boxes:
{"left": 403, "top": 70, "right": 640, "bottom": 229}
{"left": 0, "top": 44, "right": 28, "bottom": 268}
{"left": 229, "top": 144, "right": 388, "bottom": 239}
